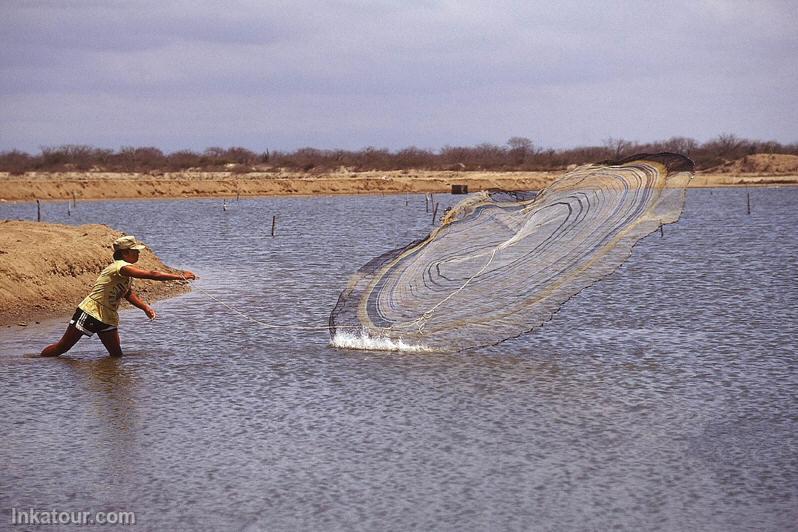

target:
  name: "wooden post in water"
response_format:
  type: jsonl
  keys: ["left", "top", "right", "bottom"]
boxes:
{"left": 425, "top": 193, "right": 429, "bottom": 212}
{"left": 67, "top": 200, "right": 71, "bottom": 217}
{"left": 747, "top": 191, "right": 751, "bottom": 215}
{"left": 659, "top": 222, "right": 664, "bottom": 238}
{"left": 432, "top": 202, "right": 439, "bottom": 224}
{"left": 271, "top": 215, "right": 277, "bottom": 237}
{"left": 36, "top": 199, "right": 41, "bottom": 222}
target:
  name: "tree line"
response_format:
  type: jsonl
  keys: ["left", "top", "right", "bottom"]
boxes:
{"left": 1, "top": 135, "right": 795, "bottom": 174}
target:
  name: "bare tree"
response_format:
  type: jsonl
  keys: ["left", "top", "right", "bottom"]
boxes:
{"left": 714, "top": 133, "right": 744, "bottom": 157}
{"left": 603, "top": 137, "right": 636, "bottom": 160}
{"left": 507, "top": 137, "right": 534, "bottom": 165}
{"left": 659, "top": 136, "right": 698, "bottom": 155}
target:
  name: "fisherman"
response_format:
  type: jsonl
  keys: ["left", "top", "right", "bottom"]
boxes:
{"left": 40, "top": 235, "right": 197, "bottom": 357}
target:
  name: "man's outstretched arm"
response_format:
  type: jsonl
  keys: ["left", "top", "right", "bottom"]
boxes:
{"left": 120, "top": 266, "right": 197, "bottom": 281}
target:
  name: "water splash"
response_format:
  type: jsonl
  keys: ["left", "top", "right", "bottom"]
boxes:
{"left": 330, "top": 330, "right": 434, "bottom": 353}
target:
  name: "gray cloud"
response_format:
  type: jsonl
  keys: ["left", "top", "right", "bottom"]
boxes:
{"left": 1, "top": 0, "right": 796, "bottom": 152}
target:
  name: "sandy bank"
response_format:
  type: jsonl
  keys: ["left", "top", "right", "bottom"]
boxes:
{"left": 0, "top": 170, "right": 555, "bottom": 201}
{"left": 0, "top": 221, "right": 190, "bottom": 327}
{"left": 1, "top": 169, "right": 796, "bottom": 202}
{"left": 688, "top": 173, "right": 798, "bottom": 187}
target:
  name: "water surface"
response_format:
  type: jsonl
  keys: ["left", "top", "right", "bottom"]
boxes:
{"left": 1, "top": 189, "right": 796, "bottom": 531}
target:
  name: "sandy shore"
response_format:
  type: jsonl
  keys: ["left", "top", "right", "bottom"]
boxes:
{"left": 0, "top": 220, "right": 190, "bottom": 327}
{"left": 2, "top": 170, "right": 796, "bottom": 202}
{"left": 688, "top": 173, "right": 798, "bottom": 187}
{"left": 0, "top": 170, "right": 555, "bottom": 201}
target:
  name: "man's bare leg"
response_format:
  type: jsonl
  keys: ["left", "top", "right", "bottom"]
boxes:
{"left": 41, "top": 325, "right": 83, "bottom": 357}
{"left": 98, "top": 329, "right": 123, "bottom": 357}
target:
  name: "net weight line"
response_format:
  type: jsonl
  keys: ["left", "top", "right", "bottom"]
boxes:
{"left": 181, "top": 276, "right": 362, "bottom": 331}
{"left": 182, "top": 266, "right": 494, "bottom": 335}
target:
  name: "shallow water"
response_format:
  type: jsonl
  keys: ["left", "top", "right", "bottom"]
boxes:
{"left": 1, "top": 189, "right": 797, "bottom": 531}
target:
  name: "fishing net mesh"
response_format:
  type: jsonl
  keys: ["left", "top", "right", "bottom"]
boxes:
{"left": 330, "top": 153, "right": 694, "bottom": 350}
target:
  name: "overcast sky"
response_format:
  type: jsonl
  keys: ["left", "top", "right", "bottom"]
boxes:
{"left": 1, "top": 0, "right": 796, "bottom": 153}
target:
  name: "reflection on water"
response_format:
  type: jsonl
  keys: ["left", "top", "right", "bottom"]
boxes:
{"left": 1, "top": 189, "right": 797, "bottom": 530}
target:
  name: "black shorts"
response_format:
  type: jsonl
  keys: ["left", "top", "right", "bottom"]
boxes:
{"left": 70, "top": 308, "right": 117, "bottom": 337}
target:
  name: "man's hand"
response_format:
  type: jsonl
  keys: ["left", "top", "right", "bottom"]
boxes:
{"left": 181, "top": 270, "right": 198, "bottom": 280}
{"left": 144, "top": 305, "right": 157, "bottom": 320}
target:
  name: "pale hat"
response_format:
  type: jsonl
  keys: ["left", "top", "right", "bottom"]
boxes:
{"left": 113, "top": 235, "right": 146, "bottom": 251}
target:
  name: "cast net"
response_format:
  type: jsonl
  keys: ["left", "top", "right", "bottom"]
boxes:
{"left": 330, "top": 153, "right": 694, "bottom": 351}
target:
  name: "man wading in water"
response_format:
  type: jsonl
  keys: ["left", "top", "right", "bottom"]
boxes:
{"left": 41, "top": 235, "right": 197, "bottom": 357}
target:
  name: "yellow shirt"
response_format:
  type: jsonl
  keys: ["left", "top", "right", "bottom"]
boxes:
{"left": 78, "top": 260, "right": 133, "bottom": 326}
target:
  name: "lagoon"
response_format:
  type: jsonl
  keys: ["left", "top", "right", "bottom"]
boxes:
{"left": 1, "top": 189, "right": 796, "bottom": 530}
